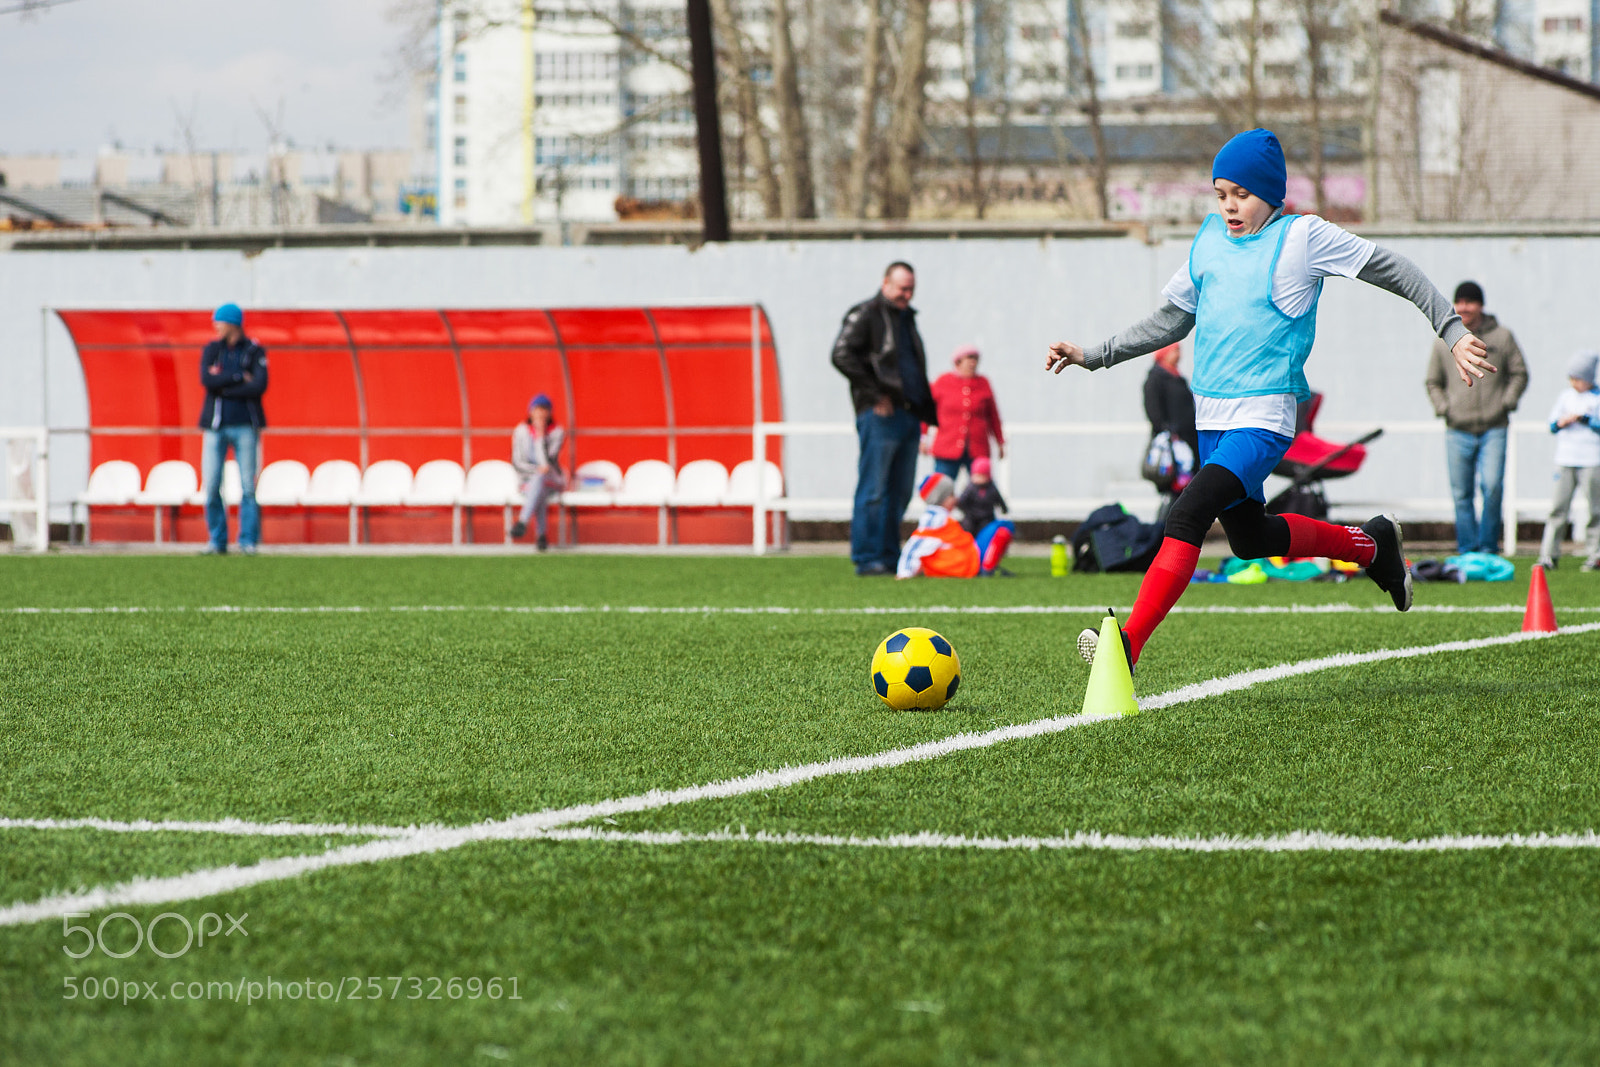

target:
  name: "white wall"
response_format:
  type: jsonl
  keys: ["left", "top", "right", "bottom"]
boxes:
{"left": 0, "top": 234, "right": 1589, "bottom": 525}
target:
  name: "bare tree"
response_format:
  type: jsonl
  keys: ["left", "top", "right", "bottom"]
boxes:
{"left": 845, "top": 0, "right": 885, "bottom": 217}
{"left": 769, "top": 0, "right": 817, "bottom": 217}
{"left": 710, "top": 0, "right": 781, "bottom": 216}
{"left": 1067, "top": 0, "right": 1109, "bottom": 220}
{"left": 883, "top": 0, "right": 932, "bottom": 218}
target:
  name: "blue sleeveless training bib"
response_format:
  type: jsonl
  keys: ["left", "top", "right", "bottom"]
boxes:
{"left": 1187, "top": 213, "right": 1318, "bottom": 402}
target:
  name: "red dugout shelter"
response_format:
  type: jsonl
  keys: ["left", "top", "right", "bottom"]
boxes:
{"left": 61, "top": 306, "right": 782, "bottom": 545}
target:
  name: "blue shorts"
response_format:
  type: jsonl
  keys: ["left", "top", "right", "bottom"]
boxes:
{"left": 1197, "top": 428, "right": 1294, "bottom": 507}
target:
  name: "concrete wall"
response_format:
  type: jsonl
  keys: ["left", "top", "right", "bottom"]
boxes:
{"left": 0, "top": 233, "right": 1591, "bottom": 526}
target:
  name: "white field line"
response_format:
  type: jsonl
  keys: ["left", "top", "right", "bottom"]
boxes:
{"left": 0, "top": 817, "right": 413, "bottom": 838}
{"left": 3, "top": 621, "right": 1598, "bottom": 927}
{"left": 4, "top": 603, "right": 1598, "bottom": 616}
{"left": 535, "top": 827, "right": 1600, "bottom": 853}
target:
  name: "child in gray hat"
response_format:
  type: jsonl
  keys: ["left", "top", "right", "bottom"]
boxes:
{"left": 1537, "top": 350, "right": 1600, "bottom": 569}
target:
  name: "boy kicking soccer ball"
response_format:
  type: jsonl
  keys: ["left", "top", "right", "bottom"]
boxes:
{"left": 1047, "top": 128, "right": 1495, "bottom": 675}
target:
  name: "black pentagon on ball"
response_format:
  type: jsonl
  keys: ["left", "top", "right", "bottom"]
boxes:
{"left": 945, "top": 675, "right": 960, "bottom": 701}
{"left": 929, "top": 634, "right": 952, "bottom": 657}
{"left": 904, "top": 665, "right": 934, "bottom": 692}
{"left": 884, "top": 631, "right": 911, "bottom": 654}
{"left": 874, "top": 672, "right": 890, "bottom": 698}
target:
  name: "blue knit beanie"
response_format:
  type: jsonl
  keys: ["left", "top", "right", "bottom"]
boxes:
{"left": 1212, "top": 129, "right": 1286, "bottom": 207}
{"left": 529, "top": 393, "right": 553, "bottom": 410}
{"left": 213, "top": 302, "right": 243, "bottom": 326}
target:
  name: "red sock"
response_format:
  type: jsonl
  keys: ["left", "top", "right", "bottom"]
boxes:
{"left": 1281, "top": 513, "right": 1376, "bottom": 566}
{"left": 1124, "top": 538, "right": 1201, "bottom": 663}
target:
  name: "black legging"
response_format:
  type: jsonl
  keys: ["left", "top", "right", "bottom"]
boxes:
{"left": 1163, "top": 463, "right": 1291, "bottom": 559}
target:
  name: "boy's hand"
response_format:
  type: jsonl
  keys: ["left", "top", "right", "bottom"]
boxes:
{"left": 1046, "top": 342, "right": 1085, "bottom": 374}
{"left": 1451, "top": 334, "right": 1494, "bottom": 386}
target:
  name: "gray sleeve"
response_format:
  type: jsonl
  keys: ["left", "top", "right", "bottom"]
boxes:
{"left": 1356, "top": 247, "right": 1470, "bottom": 349}
{"left": 1081, "top": 302, "right": 1197, "bottom": 371}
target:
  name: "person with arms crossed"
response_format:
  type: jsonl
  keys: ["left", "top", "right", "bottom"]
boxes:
{"left": 198, "top": 302, "right": 268, "bottom": 555}
{"left": 1047, "top": 129, "right": 1492, "bottom": 677}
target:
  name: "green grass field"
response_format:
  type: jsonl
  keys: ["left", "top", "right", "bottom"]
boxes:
{"left": 3, "top": 553, "right": 1599, "bottom": 1065}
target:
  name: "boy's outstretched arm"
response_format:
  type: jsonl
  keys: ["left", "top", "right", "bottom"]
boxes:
{"left": 1047, "top": 302, "right": 1195, "bottom": 375}
{"left": 1357, "top": 247, "right": 1493, "bottom": 385}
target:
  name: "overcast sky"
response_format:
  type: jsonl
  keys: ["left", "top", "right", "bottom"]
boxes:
{"left": 0, "top": 0, "right": 418, "bottom": 157}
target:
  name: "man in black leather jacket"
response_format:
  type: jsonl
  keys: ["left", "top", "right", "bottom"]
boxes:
{"left": 831, "top": 262, "right": 937, "bottom": 575}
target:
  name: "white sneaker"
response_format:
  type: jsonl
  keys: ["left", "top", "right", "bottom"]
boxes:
{"left": 1077, "top": 623, "right": 1134, "bottom": 677}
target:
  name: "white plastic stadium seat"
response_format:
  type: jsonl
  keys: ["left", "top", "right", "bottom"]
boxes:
{"left": 134, "top": 460, "right": 198, "bottom": 543}
{"left": 461, "top": 460, "right": 520, "bottom": 507}
{"left": 614, "top": 460, "right": 675, "bottom": 506}
{"left": 188, "top": 460, "right": 243, "bottom": 506}
{"left": 351, "top": 460, "right": 414, "bottom": 506}
{"left": 135, "top": 460, "right": 199, "bottom": 506}
{"left": 303, "top": 459, "right": 363, "bottom": 544}
{"left": 723, "top": 460, "right": 785, "bottom": 505}
{"left": 560, "top": 460, "right": 623, "bottom": 507}
{"left": 255, "top": 460, "right": 310, "bottom": 507}
{"left": 668, "top": 459, "right": 729, "bottom": 507}
{"left": 461, "top": 460, "right": 521, "bottom": 544}
{"left": 302, "top": 460, "right": 361, "bottom": 506}
{"left": 615, "top": 459, "right": 676, "bottom": 545}
{"left": 406, "top": 459, "right": 466, "bottom": 506}
{"left": 79, "top": 461, "right": 142, "bottom": 506}
{"left": 75, "top": 460, "right": 143, "bottom": 544}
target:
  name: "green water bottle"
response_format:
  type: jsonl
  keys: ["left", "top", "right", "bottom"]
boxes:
{"left": 1050, "top": 535, "right": 1068, "bottom": 577}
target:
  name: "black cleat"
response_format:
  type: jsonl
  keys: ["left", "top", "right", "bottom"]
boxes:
{"left": 511, "top": 521, "right": 527, "bottom": 539}
{"left": 1362, "top": 513, "right": 1412, "bottom": 612}
{"left": 1076, "top": 619, "right": 1135, "bottom": 678}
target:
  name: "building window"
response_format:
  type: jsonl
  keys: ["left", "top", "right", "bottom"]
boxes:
{"left": 453, "top": 52, "right": 467, "bottom": 83}
{"left": 453, "top": 136, "right": 467, "bottom": 166}
{"left": 535, "top": 52, "right": 620, "bottom": 81}
{"left": 1115, "top": 21, "right": 1152, "bottom": 38}
{"left": 1417, "top": 66, "right": 1461, "bottom": 176}
{"left": 454, "top": 177, "right": 466, "bottom": 209}
{"left": 1263, "top": 61, "right": 1298, "bottom": 79}
{"left": 453, "top": 95, "right": 467, "bottom": 124}
{"left": 1115, "top": 63, "right": 1154, "bottom": 79}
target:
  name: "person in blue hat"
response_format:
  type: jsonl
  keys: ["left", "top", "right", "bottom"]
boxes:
{"left": 1046, "top": 129, "right": 1495, "bottom": 679}
{"left": 198, "top": 302, "right": 268, "bottom": 555}
{"left": 510, "top": 393, "right": 565, "bottom": 550}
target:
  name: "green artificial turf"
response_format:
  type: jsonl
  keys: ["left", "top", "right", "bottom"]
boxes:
{"left": 2, "top": 554, "right": 1598, "bottom": 1065}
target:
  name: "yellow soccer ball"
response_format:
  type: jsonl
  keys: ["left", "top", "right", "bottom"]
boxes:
{"left": 871, "top": 627, "right": 962, "bottom": 710}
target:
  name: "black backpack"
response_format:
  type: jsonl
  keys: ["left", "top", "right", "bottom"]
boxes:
{"left": 1072, "top": 503, "right": 1165, "bottom": 573}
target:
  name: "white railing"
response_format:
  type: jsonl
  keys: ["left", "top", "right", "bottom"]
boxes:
{"left": 751, "top": 418, "right": 1558, "bottom": 556}
{"left": 0, "top": 427, "right": 49, "bottom": 553}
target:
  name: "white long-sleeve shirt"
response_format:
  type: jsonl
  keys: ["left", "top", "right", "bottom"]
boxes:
{"left": 1548, "top": 387, "right": 1600, "bottom": 468}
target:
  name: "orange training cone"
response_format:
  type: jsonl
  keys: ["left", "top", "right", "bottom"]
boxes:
{"left": 1522, "top": 563, "right": 1558, "bottom": 633}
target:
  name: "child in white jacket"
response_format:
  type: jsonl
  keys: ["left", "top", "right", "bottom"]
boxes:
{"left": 1538, "top": 351, "right": 1600, "bottom": 570}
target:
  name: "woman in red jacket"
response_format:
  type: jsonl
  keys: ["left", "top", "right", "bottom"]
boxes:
{"left": 924, "top": 345, "right": 1005, "bottom": 481}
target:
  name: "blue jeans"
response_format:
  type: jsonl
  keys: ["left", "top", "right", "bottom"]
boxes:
{"left": 202, "top": 425, "right": 261, "bottom": 550}
{"left": 1446, "top": 426, "right": 1507, "bottom": 554}
{"left": 933, "top": 455, "right": 969, "bottom": 482}
{"left": 851, "top": 408, "right": 921, "bottom": 569}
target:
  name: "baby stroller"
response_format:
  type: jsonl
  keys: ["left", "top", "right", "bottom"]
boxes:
{"left": 1266, "top": 393, "right": 1383, "bottom": 520}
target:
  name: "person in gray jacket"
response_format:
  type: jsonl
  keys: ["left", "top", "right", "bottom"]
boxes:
{"left": 1425, "top": 281, "right": 1529, "bottom": 555}
{"left": 510, "top": 394, "right": 565, "bottom": 550}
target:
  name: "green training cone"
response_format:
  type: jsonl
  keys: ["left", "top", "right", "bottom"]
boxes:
{"left": 1082, "top": 614, "right": 1139, "bottom": 717}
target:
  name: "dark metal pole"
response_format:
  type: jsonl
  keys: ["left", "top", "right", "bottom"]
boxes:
{"left": 686, "top": 0, "right": 730, "bottom": 241}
